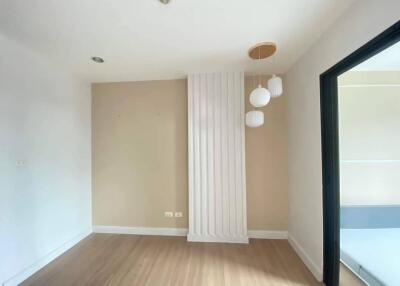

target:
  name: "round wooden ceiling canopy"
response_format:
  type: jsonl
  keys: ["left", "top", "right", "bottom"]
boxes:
{"left": 248, "top": 42, "right": 277, "bottom": 60}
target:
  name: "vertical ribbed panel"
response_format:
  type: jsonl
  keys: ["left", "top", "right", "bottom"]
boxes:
{"left": 188, "top": 72, "right": 248, "bottom": 243}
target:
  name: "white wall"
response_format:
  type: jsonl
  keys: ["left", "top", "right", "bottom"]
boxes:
{"left": 339, "top": 71, "right": 400, "bottom": 206}
{"left": 285, "top": 0, "right": 400, "bottom": 281}
{"left": 0, "top": 33, "right": 91, "bottom": 285}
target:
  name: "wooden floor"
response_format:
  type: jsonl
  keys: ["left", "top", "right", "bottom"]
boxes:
{"left": 22, "top": 234, "right": 321, "bottom": 286}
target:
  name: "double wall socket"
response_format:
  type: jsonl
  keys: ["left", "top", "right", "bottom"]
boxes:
{"left": 164, "top": 211, "right": 174, "bottom": 218}
{"left": 164, "top": 211, "right": 183, "bottom": 218}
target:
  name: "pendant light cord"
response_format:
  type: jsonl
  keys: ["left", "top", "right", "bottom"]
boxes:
{"left": 258, "top": 47, "right": 261, "bottom": 86}
{"left": 253, "top": 70, "right": 257, "bottom": 111}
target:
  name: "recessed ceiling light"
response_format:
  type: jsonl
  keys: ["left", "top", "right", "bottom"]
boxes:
{"left": 91, "top": 56, "right": 104, "bottom": 63}
{"left": 159, "top": 0, "right": 170, "bottom": 4}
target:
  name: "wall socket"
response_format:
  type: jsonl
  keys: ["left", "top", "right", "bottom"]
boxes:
{"left": 164, "top": 211, "right": 183, "bottom": 218}
{"left": 16, "top": 160, "right": 25, "bottom": 167}
{"left": 164, "top": 211, "right": 174, "bottom": 218}
{"left": 174, "top": 212, "right": 183, "bottom": 218}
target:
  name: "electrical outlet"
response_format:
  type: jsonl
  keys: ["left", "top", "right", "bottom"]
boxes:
{"left": 16, "top": 160, "right": 25, "bottom": 167}
{"left": 164, "top": 211, "right": 174, "bottom": 218}
{"left": 174, "top": 212, "right": 183, "bottom": 218}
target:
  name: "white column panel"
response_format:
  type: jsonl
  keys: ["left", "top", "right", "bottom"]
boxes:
{"left": 188, "top": 72, "right": 248, "bottom": 243}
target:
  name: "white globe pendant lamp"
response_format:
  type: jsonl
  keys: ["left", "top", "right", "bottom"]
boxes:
{"left": 268, "top": 74, "right": 283, "bottom": 97}
{"left": 249, "top": 84, "right": 271, "bottom": 107}
{"left": 246, "top": 110, "right": 264, "bottom": 128}
{"left": 245, "top": 42, "right": 283, "bottom": 128}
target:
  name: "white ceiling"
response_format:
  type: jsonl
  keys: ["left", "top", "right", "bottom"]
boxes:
{"left": 352, "top": 41, "right": 400, "bottom": 71}
{"left": 0, "top": 0, "right": 356, "bottom": 83}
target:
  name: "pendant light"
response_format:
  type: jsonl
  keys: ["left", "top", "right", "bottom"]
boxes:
{"left": 268, "top": 74, "right": 283, "bottom": 97}
{"left": 250, "top": 85, "right": 270, "bottom": 107}
{"left": 267, "top": 48, "right": 283, "bottom": 97}
{"left": 246, "top": 110, "right": 264, "bottom": 128}
{"left": 245, "top": 42, "right": 283, "bottom": 128}
{"left": 248, "top": 43, "right": 271, "bottom": 109}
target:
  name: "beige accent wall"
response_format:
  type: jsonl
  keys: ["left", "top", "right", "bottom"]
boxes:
{"left": 245, "top": 76, "right": 288, "bottom": 230}
{"left": 338, "top": 71, "right": 400, "bottom": 205}
{"left": 92, "top": 80, "right": 188, "bottom": 228}
{"left": 92, "top": 77, "right": 288, "bottom": 230}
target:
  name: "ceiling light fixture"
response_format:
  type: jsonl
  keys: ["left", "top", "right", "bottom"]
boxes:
{"left": 159, "top": 0, "right": 170, "bottom": 4}
{"left": 91, "top": 56, "right": 104, "bottom": 63}
{"left": 245, "top": 42, "right": 283, "bottom": 128}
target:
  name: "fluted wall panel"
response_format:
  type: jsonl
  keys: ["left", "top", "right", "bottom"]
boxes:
{"left": 188, "top": 72, "right": 248, "bottom": 243}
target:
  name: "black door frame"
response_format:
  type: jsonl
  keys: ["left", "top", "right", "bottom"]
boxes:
{"left": 320, "top": 20, "right": 400, "bottom": 286}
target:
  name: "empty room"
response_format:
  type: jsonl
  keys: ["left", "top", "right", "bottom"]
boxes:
{"left": 1, "top": 1, "right": 399, "bottom": 285}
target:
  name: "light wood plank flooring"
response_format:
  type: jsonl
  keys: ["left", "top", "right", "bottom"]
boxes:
{"left": 21, "top": 234, "right": 321, "bottom": 286}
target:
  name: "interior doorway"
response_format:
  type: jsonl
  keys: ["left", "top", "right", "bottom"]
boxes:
{"left": 338, "top": 42, "right": 400, "bottom": 285}
{"left": 320, "top": 21, "right": 400, "bottom": 286}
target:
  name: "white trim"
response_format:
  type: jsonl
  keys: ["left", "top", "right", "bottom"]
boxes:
{"left": 93, "top": 226, "right": 289, "bottom": 242}
{"left": 341, "top": 159, "right": 400, "bottom": 163}
{"left": 187, "top": 234, "right": 249, "bottom": 244}
{"left": 339, "top": 84, "right": 400, "bottom": 87}
{"left": 3, "top": 228, "right": 92, "bottom": 286}
{"left": 288, "top": 234, "right": 323, "bottom": 282}
{"left": 248, "top": 230, "right": 288, "bottom": 239}
{"left": 92, "top": 225, "right": 189, "bottom": 236}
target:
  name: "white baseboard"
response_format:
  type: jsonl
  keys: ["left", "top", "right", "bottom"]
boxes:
{"left": 3, "top": 228, "right": 92, "bottom": 286}
{"left": 288, "top": 234, "right": 323, "bottom": 282}
{"left": 92, "top": 225, "right": 189, "bottom": 236}
{"left": 248, "top": 230, "right": 288, "bottom": 239}
{"left": 187, "top": 234, "right": 249, "bottom": 244}
{"left": 93, "top": 226, "right": 289, "bottom": 243}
